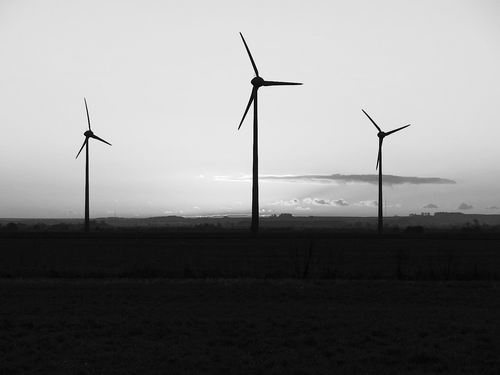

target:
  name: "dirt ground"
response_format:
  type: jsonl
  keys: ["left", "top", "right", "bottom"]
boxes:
{"left": 0, "top": 279, "right": 499, "bottom": 374}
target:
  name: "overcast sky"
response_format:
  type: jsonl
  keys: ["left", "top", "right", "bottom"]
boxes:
{"left": 1, "top": 0, "right": 499, "bottom": 218}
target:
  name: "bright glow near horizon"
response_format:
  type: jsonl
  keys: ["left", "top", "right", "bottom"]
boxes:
{"left": 0, "top": 0, "right": 500, "bottom": 218}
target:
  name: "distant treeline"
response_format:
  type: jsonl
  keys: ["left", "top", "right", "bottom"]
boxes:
{"left": 1, "top": 216, "right": 500, "bottom": 234}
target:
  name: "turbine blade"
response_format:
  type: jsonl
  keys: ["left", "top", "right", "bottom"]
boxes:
{"left": 84, "top": 98, "right": 91, "bottom": 130}
{"left": 238, "top": 87, "right": 256, "bottom": 130}
{"left": 362, "top": 109, "right": 381, "bottom": 132}
{"left": 385, "top": 124, "right": 411, "bottom": 136}
{"left": 76, "top": 138, "right": 87, "bottom": 159}
{"left": 262, "top": 80, "right": 303, "bottom": 86}
{"left": 90, "top": 134, "right": 112, "bottom": 146}
{"left": 376, "top": 138, "right": 382, "bottom": 170}
{"left": 239, "top": 32, "right": 259, "bottom": 77}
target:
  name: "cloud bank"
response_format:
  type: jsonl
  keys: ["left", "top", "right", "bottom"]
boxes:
{"left": 217, "top": 174, "right": 456, "bottom": 186}
{"left": 304, "top": 198, "right": 350, "bottom": 207}
{"left": 269, "top": 198, "right": 392, "bottom": 210}
{"left": 270, "top": 197, "right": 350, "bottom": 208}
{"left": 458, "top": 203, "right": 473, "bottom": 210}
{"left": 423, "top": 203, "right": 438, "bottom": 209}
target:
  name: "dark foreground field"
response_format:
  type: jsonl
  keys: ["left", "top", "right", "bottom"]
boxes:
{"left": 1, "top": 279, "right": 499, "bottom": 374}
{"left": 1, "top": 232, "right": 500, "bottom": 280}
{"left": 1, "top": 233, "right": 499, "bottom": 373}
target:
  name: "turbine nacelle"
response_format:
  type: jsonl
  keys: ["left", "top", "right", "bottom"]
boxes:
{"left": 378, "top": 131, "right": 385, "bottom": 139}
{"left": 251, "top": 76, "right": 265, "bottom": 87}
{"left": 84, "top": 130, "right": 94, "bottom": 138}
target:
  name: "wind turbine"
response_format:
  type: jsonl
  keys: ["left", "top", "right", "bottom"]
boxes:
{"left": 76, "top": 98, "right": 112, "bottom": 232}
{"left": 362, "top": 109, "right": 410, "bottom": 234}
{"left": 238, "top": 32, "right": 302, "bottom": 234}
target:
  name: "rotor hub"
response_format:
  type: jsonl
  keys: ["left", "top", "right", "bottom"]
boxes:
{"left": 378, "top": 132, "right": 385, "bottom": 138}
{"left": 84, "top": 130, "right": 94, "bottom": 137}
{"left": 251, "top": 76, "right": 264, "bottom": 87}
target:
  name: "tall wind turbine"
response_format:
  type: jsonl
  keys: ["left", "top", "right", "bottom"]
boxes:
{"left": 362, "top": 109, "right": 410, "bottom": 234}
{"left": 238, "top": 32, "right": 302, "bottom": 234}
{"left": 76, "top": 98, "right": 112, "bottom": 232}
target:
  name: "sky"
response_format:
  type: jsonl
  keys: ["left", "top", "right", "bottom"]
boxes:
{"left": 1, "top": 0, "right": 500, "bottom": 218}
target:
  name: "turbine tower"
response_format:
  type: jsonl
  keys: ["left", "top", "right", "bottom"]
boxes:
{"left": 76, "top": 98, "right": 112, "bottom": 232}
{"left": 238, "top": 32, "right": 302, "bottom": 234}
{"left": 362, "top": 109, "right": 410, "bottom": 234}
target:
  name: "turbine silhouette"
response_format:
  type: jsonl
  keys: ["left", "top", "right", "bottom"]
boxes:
{"left": 238, "top": 32, "right": 302, "bottom": 233}
{"left": 362, "top": 109, "right": 410, "bottom": 234}
{"left": 76, "top": 98, "right": 112, "bottom": 232}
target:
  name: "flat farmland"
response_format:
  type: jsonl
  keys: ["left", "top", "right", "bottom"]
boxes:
{"left": 0, "top": 279, "right": 499, "bottom": 374}
{"left": 1, "top": 233, "right": 500, "bottom": 374}
{"left": 0, "top": 232, "right": 499, "bottom": 279}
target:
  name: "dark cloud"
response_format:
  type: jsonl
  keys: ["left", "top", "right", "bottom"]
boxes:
{"left": 423, "top": 203, "right": 438, "bottom": 209}
{"left": 258, "top": 174, "right": 456, "bottom": 186}
{"left": 314, "top": 199, "right": 329, "bottom": 205}
{"left": 333, "top": 199, "right": 349, "bottom": 206}
{"left": 458, "top": 203, "right": 473, "bottom": 210}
